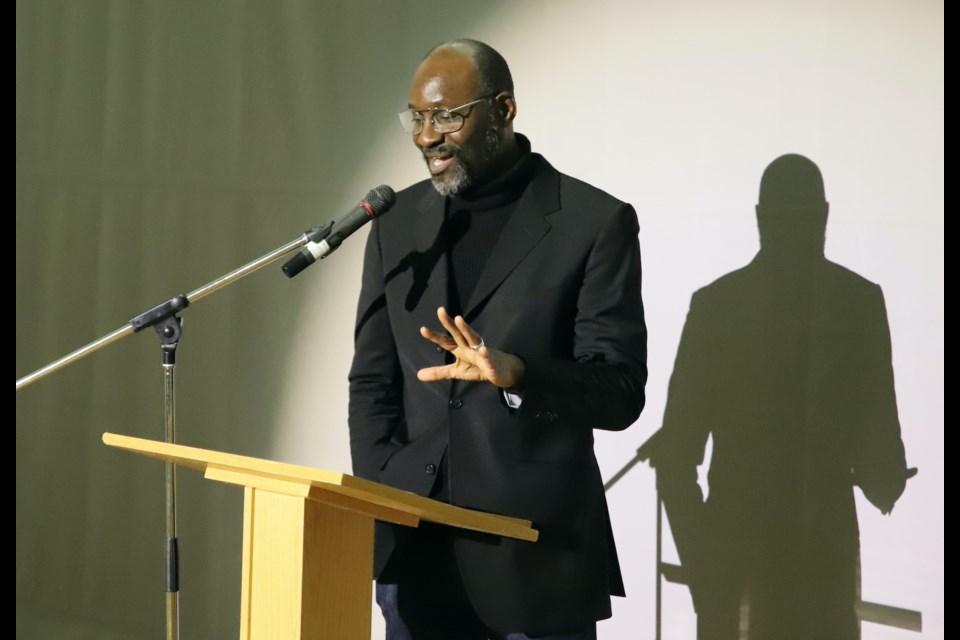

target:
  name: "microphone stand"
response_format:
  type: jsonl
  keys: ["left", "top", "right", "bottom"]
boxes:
{"left": 16, "top": 223, "right": 332, "bottom": 640}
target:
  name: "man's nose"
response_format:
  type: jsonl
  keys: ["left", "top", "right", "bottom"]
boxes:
{"left": 416, "top": 118, "right": 443, "bottom": 148}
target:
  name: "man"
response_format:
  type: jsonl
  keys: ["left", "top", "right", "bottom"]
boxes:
{"left": 651, "top": 155, "right": 911, "bottom": 640}
{"left": 349, "top": 39, "right": 647, "bottom": 639}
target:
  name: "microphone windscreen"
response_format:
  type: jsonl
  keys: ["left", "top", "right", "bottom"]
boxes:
{"left": 364, "top": 185, "right": 396, "bottom": 216}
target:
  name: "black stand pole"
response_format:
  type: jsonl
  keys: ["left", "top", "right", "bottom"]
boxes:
{"left": 156, "top": 315, "right": 182, "bottom": 640}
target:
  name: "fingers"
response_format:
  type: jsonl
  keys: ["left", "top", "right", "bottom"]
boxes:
{"left": 417, "top": 364, "right": 453, "bottom": 382}
{"left": 455, "top": 315, "right": 484, "bottom": 350}
{"left": 420, "top": 325, "right": 456, "bottom": 351}
{"left": 436, "top": 307, "right": 485, "bottom": 351}
{"left": 417, "top": 363, "right": 484, "bottom": 383}
{"left": 436, "top": 307, "right": 470, "bottom": 351}
{"left": 417, "top": 309, "right": 520, "bottom": 388}
{"left": 419, "top": 308, "right": 493, "bottom": 385}
{"left": 420, "top": 307, "right": 475, "bottom": 352}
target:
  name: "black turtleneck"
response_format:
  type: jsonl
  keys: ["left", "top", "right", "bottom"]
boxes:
{"left": 444, "top": 136, "right": 539, "bottom": 316}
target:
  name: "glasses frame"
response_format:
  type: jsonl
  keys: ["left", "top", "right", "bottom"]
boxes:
{"left": 398, "top": 94, "right": 499, "bottom": 135}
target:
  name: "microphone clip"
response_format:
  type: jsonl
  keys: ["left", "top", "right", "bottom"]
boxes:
{"left": 304, "top": 222, "right": 335, "bottom": 244}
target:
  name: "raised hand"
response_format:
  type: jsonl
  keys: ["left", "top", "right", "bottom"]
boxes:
{"left": 417, "top": 307, "right": 525, "bottom": 390}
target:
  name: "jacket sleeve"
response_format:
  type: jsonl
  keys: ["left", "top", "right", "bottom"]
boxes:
{"left": 347, "top": 219, "right": 404, "bottom": 480}
{"left": 516, "top": 202, "right": 647, "bottom": 430}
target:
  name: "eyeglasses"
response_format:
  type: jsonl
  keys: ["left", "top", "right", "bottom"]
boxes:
{"left": 398, "top": 95, "right": 496, "bottom": 135}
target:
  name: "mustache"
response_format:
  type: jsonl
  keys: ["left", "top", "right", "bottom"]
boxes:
{"left": 422, "top": 144, "right": 459, "bottom": 159}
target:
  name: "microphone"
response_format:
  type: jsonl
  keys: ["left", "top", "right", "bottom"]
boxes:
{"left": 282, "top": 185, "right": 396, "bottom": 278}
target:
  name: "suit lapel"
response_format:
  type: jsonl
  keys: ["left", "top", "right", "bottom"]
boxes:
{"left": 413, "top": 186, "right": 446, "bottom": 256}
{"left": 409, "top": 186, "right": 449, "bottom": 314}
{"left": 410, "top": 186, "right": 454, "bottom": 398}
{"left": 463, "top": 158, "right": 560, "bottom": 318}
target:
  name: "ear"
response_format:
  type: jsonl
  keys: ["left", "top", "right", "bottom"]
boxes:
{"left": 495, "top": 92, "right": 518, "bottom": 124}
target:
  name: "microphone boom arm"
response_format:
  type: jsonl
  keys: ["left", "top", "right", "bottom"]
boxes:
{"left": 16, "top": 231, "right": 312, "bottom": 391}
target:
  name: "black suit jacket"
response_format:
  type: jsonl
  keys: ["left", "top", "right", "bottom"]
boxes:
{"left": 348, "top": 153, "right": 647, "bottom": 634}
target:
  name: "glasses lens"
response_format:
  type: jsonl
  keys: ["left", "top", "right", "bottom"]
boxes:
{"left": 432, "top": 110, "right": 463, "bottom": 134}
{"left": 398, "top": 110, "right": 423, "bottom": 134}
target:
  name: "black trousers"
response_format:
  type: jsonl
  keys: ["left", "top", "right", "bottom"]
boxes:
{"left": 375, "top": 522, "right": 597, "bottom": 640}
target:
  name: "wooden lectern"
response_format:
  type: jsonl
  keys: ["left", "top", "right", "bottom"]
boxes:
{"left": 102, "top": 433, "right": 538, "bottom": 640}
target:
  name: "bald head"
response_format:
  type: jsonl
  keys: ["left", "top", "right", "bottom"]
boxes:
{"left": 423, "top": 39, "right": 514, "bottom": 97}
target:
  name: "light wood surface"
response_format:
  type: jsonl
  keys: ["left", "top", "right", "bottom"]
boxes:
{"left": 103, "top": 432, "right": 537, "bottom": 542}
{"left": 205, "top": 466, "right": 421, "bottom": 528}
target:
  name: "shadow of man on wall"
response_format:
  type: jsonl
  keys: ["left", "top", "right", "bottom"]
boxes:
{"left": 649, "top": 154, "right": 912, "bottom": 640}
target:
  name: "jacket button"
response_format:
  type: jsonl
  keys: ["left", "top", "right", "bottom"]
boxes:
{"left": 425, "top": 464, "right": 437, "bottom": 475}
{"left": 449, "top": 398, "right": 463, "bottom": 409}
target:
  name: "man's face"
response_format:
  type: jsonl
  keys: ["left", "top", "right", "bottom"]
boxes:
{"left": 408, "top": 51, "right": 501, "bottom": 196}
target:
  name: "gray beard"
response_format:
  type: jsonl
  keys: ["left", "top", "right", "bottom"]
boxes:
{"left": 429, "top": 124, "right": 502, "bottom": 196}
{"left": 430, "top": 160, "right": 470, "bottom": 196}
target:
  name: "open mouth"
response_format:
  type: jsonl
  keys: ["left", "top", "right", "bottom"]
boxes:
{"left": 425, "top": 153, "right": 455, "bottom": 175}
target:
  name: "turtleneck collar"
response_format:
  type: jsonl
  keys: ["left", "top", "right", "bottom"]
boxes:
{"left": 449, "top": 134, "right": 537, "bottom": 211}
